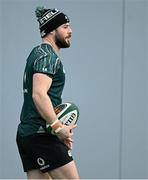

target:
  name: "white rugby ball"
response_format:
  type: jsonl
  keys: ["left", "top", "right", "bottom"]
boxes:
{"left": 46, "top": 102, "right": 79, "bottom": 133}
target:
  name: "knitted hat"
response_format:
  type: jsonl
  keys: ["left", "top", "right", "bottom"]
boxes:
{"left": 35, "top": 6, "right": 70, "bottom": 37}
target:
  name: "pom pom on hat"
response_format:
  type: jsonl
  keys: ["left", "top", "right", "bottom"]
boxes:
{"left": 35, "top": 6, "right": 47, "bottom": 18}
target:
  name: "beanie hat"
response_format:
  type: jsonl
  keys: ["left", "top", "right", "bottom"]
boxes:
{"left": 35, "top": 6, "right": 70, "bottom": 37}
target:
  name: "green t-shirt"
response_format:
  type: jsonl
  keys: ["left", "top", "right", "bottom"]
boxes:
{"left": 17, "top": 43, "right": 65, "bottom": 137}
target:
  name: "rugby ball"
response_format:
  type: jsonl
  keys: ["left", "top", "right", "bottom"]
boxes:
{"left": 46, "top": 102, "right": 79, "bottom": 133}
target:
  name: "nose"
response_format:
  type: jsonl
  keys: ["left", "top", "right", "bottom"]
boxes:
{"left": 68, "top": 26, "right": 72, "bottom": 35}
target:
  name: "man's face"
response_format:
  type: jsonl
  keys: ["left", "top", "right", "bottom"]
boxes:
{"left": 54, "top": 23, "right": 72, "bottom": 48}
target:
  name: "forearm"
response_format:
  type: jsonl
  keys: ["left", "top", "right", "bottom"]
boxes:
{"left": 32, "top": 90, "right": 76, "bottom": 149}
{"left": 32, "top": 73, "right": 75, "bottom": 149}
{"left": 32, "top": 92, "right": 57, "bottom": 125}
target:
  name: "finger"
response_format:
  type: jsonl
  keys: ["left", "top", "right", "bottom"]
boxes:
{"left": 64, "top": 140, "right": 73, "bottom": 149}
{"left": 68, "top": 141, "right": 73, "bottom": 150}
{"left": 65, "top": 138, "right": 73, "bottom": 144}
{"left": 64, "top": 140, "right": 69, "bottom": 148}
{"left": 64, "top": 137, "right": 73, "bottom": 143}
{"left": 70, "top": 142, "right": 73, "bottom": 150}
{"left": 67, "top": 137, "right": 73, "bottom": 143}
{"left": 69, "top": 124, "right": 77, "bottom": 130}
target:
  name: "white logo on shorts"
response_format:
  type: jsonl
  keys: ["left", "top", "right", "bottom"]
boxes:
{"left": 68, "top": 150, "right": 72, "bottom": 157}
{"left": 37, "top": 157, "right": 45, "bottom": 166}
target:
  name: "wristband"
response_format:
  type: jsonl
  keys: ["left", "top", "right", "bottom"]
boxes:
{"left": 50, "top": 119, "right": 59, "bottom": 127}
{"left": 50, "top": 119, "right": 63, "bottom": 133}
{"left": 54, "top": 127, "right": 63, "bottom": 133}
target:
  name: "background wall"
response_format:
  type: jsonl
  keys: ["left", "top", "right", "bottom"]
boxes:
{"left": 0, "top": 0, "right": 148, "bottom": 179}
{"left": 121, "top": 1, "right": 148, "bottom": 178}
{"left": 0, "top": 1, "right": 2, "bottom": 177}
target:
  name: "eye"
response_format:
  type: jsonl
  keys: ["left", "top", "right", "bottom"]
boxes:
{"left": 63, "top": 25, "right": 68, "bottom": 28}
{"left": 62, "top": 23, "right": 70, "bottom": 29}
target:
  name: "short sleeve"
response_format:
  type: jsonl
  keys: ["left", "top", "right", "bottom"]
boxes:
{"left": 33, "top": 55, "right": 60, "bottom": 78}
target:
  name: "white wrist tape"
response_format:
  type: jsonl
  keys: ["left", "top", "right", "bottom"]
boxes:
{"left": 54, "top": 127, "right": 63, "bottom": 133}
{"left": 50, "top": 119, "right": 63, "bottom": 133}
{"left": 50, "top": 119, "right": 59, "bottom": 127}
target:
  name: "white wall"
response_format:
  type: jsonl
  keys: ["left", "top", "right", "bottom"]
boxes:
{"left": 121, "top": 0, "right": 148, "bottom": 178}
{"left": 0, "top": 0, "right": 148, "bottom": 178}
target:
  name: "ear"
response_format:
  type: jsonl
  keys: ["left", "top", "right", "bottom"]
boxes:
{"left": 50, "top": 29, "right": 56, "bottom": 34}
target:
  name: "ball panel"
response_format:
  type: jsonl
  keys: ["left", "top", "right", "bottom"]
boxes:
{"left": 58, "top": 102, "right": 79, "bottom": 120}
{"left": 60, "top": 110, "right": 78, "bottom": 125}
{"left": 46, "top": 102, "right": 79, "bottom": 133}
{"left": 54, "top": 103, "right": 70, "bottom": 118}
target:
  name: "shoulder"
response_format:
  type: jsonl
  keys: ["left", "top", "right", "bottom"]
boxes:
{"left": 33, "top": 44, "right": 59, "bottom": 61}
{"left": 33, "top": 44, "right": 61, "bottom": 75}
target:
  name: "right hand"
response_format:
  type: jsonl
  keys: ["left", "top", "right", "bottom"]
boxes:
{"left": 56, "top": 124, "right": 77, "bottom": 149}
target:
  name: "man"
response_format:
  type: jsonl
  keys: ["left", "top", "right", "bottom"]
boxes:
{"left": 16, "top": 6, "right": 80, "bottom": 179}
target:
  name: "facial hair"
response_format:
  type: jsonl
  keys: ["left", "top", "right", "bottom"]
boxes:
{"left": 55, "top": 30, "right": 71, "bottom": 48}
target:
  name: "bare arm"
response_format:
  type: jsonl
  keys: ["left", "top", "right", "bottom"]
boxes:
{"left": 32, "top": 73, "right": 57, "bottom": 124}
{"left": 32, "top": 73, "right": 76, "bottom": 149}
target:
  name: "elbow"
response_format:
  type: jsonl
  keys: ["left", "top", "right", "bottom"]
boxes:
{"left": 32, "top": 90, "right": 47, "bottom": 104}
{"left": 32, "top": 90, "right": 42, "bottom": 104}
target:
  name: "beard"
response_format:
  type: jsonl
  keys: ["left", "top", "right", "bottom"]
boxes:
{"left": 55, "top": 30, "right": 71, "bottom": 48}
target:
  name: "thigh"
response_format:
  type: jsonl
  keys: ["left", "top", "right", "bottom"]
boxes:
{"left": 49, "top": 160, "right": 80, "bottom": 179}
{"left": 27, "top": 169, "right": 52, "bottom": 179}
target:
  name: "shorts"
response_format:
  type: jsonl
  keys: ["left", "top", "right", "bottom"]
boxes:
{"left": 16, "top": 133, "right": 73, "bottom": 173}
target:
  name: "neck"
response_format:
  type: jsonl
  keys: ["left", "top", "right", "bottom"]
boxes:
{"left": 42, "top": 36, "right": 60, "bottom": 54}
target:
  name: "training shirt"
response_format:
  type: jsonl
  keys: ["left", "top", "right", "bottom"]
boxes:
{"left": 17, "top": 43, "right": 65, "bottom": 137}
